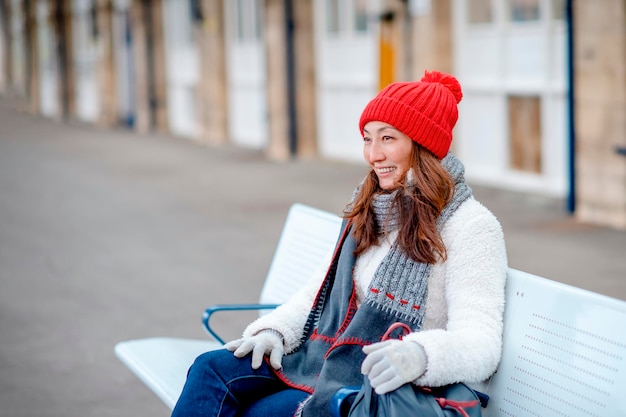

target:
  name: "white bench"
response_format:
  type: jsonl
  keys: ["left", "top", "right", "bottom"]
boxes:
{"left": 115, "top": 204, "right": 626, "bottom": 416}
{"left": 114, "top": 203, "right": 344, "bottom": 409}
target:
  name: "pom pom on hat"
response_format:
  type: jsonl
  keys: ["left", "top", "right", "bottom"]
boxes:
{"left": 359, "top": 70, "right": 463, "bottom": 159}
{"left": 421, "top": 70, "right": 463, "bottom": 104}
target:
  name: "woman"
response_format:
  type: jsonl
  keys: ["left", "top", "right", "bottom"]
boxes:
{"left": 171, "top": 71, "right": 507, "bottom": 417}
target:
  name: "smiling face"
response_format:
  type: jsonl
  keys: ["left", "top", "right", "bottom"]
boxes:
{"left": 362, "top": 121, "right": 415, "bottom": 191}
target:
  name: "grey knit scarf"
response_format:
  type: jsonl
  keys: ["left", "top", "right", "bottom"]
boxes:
{"left": 354, "top": 153, "right": 472, "bottom": 327}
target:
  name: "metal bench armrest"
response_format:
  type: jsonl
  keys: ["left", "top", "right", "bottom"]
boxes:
{"left": 202, "top": 304, "right": 280, "bottom": 345}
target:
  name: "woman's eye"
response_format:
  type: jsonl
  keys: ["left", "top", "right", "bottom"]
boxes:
{"left": 363, "top": 136, "right": 371, "bottom": 142}
{"left": 382, "top": 135, "right": 393, "bottom": 141}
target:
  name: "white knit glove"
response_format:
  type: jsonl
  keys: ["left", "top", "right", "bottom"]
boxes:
{"left": 224, "top": 330, "right": 284, "bottom": 370}
{"left": 361, "top": 340, "right": 427, "bottom": 394}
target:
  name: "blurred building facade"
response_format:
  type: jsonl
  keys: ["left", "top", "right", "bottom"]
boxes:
{"left": 0, "top": 0, "right": 624, "bottom": 229}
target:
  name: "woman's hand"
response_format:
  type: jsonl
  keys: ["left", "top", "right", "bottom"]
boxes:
{"left": 361, "top": 340, "right": 427, "bottom": 394}
{"left": 224, "top": 330, "right": 284, "bottom": 370}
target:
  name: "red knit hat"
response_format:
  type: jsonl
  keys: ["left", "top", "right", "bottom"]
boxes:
{"left": 359, "top": 70, "right": 463, "bottom": 159}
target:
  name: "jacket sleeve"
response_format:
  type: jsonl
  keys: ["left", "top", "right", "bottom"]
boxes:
{"left": 241, "top": 249, "right": 333, "bottom": 353}
{"left": 404, "top": 199, "right": 508, "bottom": 386}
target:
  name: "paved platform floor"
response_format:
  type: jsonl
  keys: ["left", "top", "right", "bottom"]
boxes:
{"left": 1, "top": 100, "right": 625, "bottom": 417}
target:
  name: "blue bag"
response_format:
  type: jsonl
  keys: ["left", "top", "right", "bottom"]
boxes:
{"left": 346, "top": 377, "right": 483, "bottom": 417}
{"left": 345, "top": 323, "right": 485, "bottom": 417}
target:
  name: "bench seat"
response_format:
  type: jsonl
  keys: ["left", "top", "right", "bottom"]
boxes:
{"left": 115, "top": 338, "right": 221, "bottom": 409}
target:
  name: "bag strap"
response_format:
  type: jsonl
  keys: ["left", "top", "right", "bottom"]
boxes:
{"left": 420, "top": 387, "right": 480, "bottom": 417}
{"left": 381, "top": 322, "right": 411, "bottom": 341}
{"left": 434, "top": 397, "right": 480, "bottom": 417}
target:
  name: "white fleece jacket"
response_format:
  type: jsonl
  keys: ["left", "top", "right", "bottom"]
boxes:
{"left": 243, "top": 196, "right": 507, "bottom": 387}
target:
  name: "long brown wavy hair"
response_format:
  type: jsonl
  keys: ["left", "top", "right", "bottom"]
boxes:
{"left": 344, "top": 144, "right": 455, "bottom": 264}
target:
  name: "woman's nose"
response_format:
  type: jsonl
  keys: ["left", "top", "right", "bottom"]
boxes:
{"left": 368, "top": 141, "right": 384, "bottom": 162}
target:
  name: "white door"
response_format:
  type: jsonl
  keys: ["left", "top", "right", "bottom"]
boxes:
{"left": 162, "top": 0, "right": 199, "bottom": 138}
{"left": 224, "top": 0, "right": 267, "bottom": 149}
{"left": 72, "top": 0, "right": 100, "bottom": 122}
{"left": 314, "top": 0, "right": 380, "bottom": 163}
{"left": 453, "top": 0, "right": 567, "bottom": 196}
{"left": 36, "top": 0, "right": 58, "bottom": 118}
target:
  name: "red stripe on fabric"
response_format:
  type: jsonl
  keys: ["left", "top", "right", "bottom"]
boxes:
{"left": 371, "top": 288, "right": 422, "bottom": 312}
{"left": 271, "top": 365, "right": 315, "bottom": 394}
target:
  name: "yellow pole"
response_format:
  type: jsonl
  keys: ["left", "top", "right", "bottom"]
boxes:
{"left": 378, "top": 16, "right": 395, "bottom": 90}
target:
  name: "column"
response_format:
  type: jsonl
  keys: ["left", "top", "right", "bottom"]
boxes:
{"left": 95, "top": 0, "right": 117, "bottom": 127}
{"left": 574, "top": 0, "right": 626, "bottom": 229}
{"left": 264, "top": 0, "right": 318, "bottom": 160}
{"left": 410, "top": 0, "right": 453, "bottom": 78}
{"left": 196, "top": 0, "right": 228, "bottom": 145}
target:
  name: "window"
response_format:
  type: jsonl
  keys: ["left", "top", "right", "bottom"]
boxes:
{"left": 551, "top": 0, "right": 565, "bottom": 20}
{"left": 509, "top": 96, "right": 542, "bottom": 173}
{"left": 508, "top": 0, "right": 540, "bottom": 22}
{"left": 166, "top": 0, "right": 195, "bottom": 47}
{"left": 325, "top": 0, "right": 371, "bottom": 36}
{"left": 235, "top": 0, "right": 246, "bottom": 40}
{"left": 326, "top": 0, "right": 341, "bottom": 34}
{"left": 353, "top": 0, "right": 368, "bottom": 32}
{"left": 233, "top": 0, "right": 262, "bottom": 42}
{"left": 468, "top": 0, "right": 494, "bottom": 24}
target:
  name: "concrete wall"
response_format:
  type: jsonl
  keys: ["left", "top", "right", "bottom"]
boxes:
{"left": 574, "top": 0, "right": 626, "bottom": 229}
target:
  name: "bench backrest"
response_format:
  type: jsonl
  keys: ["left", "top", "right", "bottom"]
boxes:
{"left": 258, "top": 203, "right": 344, "bottom": 305}
{"left": 485, "top": 268, "right": 626, "bottom": 417}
